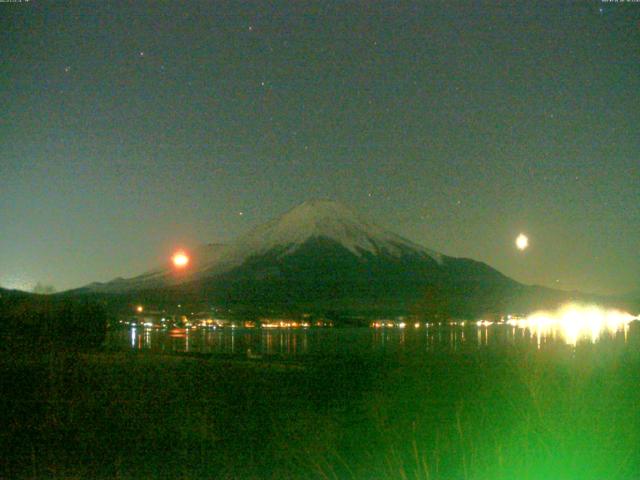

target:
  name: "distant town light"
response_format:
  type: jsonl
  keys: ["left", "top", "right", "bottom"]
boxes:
{"left": 136, "top": 305, "right": 143, "bottom": 313}
{"left": 515, "top": 303, "right": 636, "bottom": 346}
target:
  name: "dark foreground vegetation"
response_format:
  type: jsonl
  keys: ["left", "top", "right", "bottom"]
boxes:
{"left": 2, "top": 332, "right": 640, "bottom": 479}
{"left": 0, "top": 292, "right": 107, "bottom": 352}
{"left": 2, "top": 291, "right": 639, "bottom": 478}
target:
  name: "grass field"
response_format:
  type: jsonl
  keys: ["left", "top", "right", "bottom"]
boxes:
{"left": 2, "top": 340, "right": 639, "bottom": 479}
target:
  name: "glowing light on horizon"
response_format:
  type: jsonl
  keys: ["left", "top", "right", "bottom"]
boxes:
{"left": 516, "top": 233, "right": 529, "bottom": 251}
{"left": 508, "top": 303, "right": 637, "bottom": 346}
{"left": 172, "top": 251, "right": 189, "bottom": 268}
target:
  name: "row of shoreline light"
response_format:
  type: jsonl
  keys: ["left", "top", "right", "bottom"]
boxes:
{"left": 371, "top": 304, "right": 639, "bottom": 346}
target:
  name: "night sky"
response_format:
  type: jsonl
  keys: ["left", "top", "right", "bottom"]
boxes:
{"left": 1, "top": 1, "right": 638, "bottom": 295}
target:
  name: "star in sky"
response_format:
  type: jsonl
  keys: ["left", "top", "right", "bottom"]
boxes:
{"left": 0, "top": 2, "right": 637, "bottom": 295}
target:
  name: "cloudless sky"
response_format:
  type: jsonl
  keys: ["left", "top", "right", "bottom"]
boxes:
{"left": 1, "top": 1, "right": 638, "bottom": 295}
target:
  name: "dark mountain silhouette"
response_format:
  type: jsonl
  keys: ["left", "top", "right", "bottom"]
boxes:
{"left": 69, "top": 200, "right": 623, "bottom": 318}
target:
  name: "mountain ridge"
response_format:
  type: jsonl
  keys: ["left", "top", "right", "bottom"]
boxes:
{"left": 83, "top": 199, "right": 444, "bottom": 292}
{"left": 67, "top": 199, "right": 625, "bottom": 317}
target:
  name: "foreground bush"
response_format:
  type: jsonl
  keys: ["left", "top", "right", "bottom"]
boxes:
{"left": 1, "top": 344, "right": 639, "bottom": 479}
{"left": 0, "top": 296, "right": 107, "bottom": 351}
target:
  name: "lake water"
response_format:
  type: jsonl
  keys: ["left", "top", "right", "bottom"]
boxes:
{"left": 107, "top": 321, "right": 640, "bottom": 358}
{"left": 9, "top": 316, "right": 640, "bottom": 478}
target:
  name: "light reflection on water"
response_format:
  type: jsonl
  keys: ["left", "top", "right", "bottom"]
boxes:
{"left": 513, "top": 303, "right": 636, "bottom": 346}
{"left": 108, "top": 320, "right": 640, "bottom": 358}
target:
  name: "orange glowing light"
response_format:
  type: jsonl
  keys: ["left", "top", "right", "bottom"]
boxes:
{"left": 172, "top": 251, "right": 189, "bottom": 268}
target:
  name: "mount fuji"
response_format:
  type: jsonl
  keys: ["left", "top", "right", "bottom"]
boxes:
{"left": 77, "top": 200, "right": 583, "bottom": 317}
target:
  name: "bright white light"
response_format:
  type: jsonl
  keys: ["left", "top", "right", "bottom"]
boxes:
{"left": 514, "top": 303, "right": 636, "bottom": 346}
{"left": 476, "top": 320, "right": 493, "bottom": 327}
{"left": 172, "top": 251, "right": 189, "bottom": 268}
{"left": 516, "top": 233, "right": 529, "bottom": 251}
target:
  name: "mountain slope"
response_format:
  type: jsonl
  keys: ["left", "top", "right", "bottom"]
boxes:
{"left": 230, "top": 199, "right": 442, "bottom": 260}
{"left": 75, "top": 199, "right": 605, "bottom": 317}
{"left": 85, "top": 199, "right": 443, "bottom": 292}
{"left": 170, "top": 236, "right": 519, "bottom": 316}
{"left": 74, "top": 200, "right": 527, "bottom": 316}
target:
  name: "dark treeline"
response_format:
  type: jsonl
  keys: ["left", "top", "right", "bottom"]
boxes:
{"left": 0, "top": 291, "right": 107, "bottom": 351}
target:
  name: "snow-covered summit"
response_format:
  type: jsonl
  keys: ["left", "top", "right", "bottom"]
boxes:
{"left": 83, "top": 199, "right": 442, "bottom": 292}
{"left": 229, "top": 199, "right": 442, "bottom": 261}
